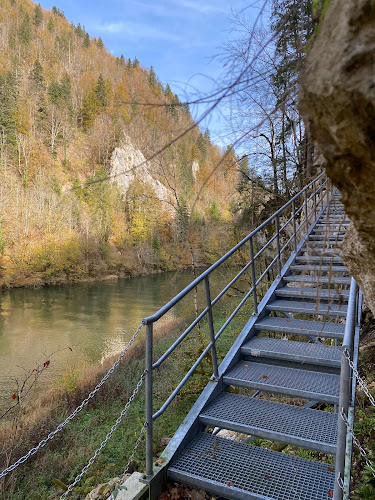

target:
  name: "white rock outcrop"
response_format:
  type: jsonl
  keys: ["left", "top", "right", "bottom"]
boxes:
{"left": 110, "top": 135, "right": 171, "bottom": 209}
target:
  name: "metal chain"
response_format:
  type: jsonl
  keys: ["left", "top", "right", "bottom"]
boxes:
{"left": 343, "top": 348, "right": 375, "bottom": 407}
{"left": 61, "top": 371, "right": 146, "bottom": 499}
{"left": 0, "top": 322, "right": 144, "bottom": 480}
{"left": 336, "top": 474, "right": 349, "bottom": 498}
{"left": 121, "top": 424, "right": 146, "bottom": 481}
{"left": 340, "top": 410, "right": 375, "bottom": 478}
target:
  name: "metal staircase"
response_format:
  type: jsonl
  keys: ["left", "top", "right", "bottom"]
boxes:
{"left": 142, "top": 175, "right": 361, "bottom": 500}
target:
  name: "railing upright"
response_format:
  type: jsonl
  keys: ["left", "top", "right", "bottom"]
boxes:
{"left": 145, "top": 322, "right": 154, "bottom": 477}
{"left": 275, "top": 214, "right": 282, "bottom": 275}
{"left": 249, "top": 236, "right": 258, "bottom": 314}
{"left": 304, "top": 189, "right": 308, "bottom": 232}
{"left": 204, "top": 276, "right": 219, "bottom": 380}
{"left": 292, "top": 200, "right": 297, "bottom": 252}
{"left": 334, "top": 278, "right": 358, "bottom": 500}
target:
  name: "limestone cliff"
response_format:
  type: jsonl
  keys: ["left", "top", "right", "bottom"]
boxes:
{"left": 299, "top": 0, "right": 375, "bottom": 312}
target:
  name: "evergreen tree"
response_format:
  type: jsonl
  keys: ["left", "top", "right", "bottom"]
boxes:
{"left": 120, "top": 54, "right": 125, "bottom": 66}
{"left": 33, "top": 4, "right": 43, "bottom": 27}
{"left": 97, "top": 37, "right": 104, "bottom": 49}
{"left": 75, "top": 23, "right": 84, "bottom": 37}
{"left": 164, "top": 83, "right": 172, "bottom": 97}
{"left": 148, "top": 66, "right": 157, "bottom": 87}
{"left": 47, "top": 80, "right": 61, "bottom": 104}
{"left": 29, "top": 60, "right": 45, "bottom": 92}
{"left": 95, "top": 74, "right": 108, "bottom": 108}
{"left": 126, "top": 58, "right": 132, "bottom": 70}
{"left": 20, "top": 12, "right": 32, "bottom": 45}
{"left": 60, "top": 74, "right": 72, "bottom": 110}
{"left": 83, "top": 33, "right": 90, "bottom": 48}
{"left": 47, "top": 18, "right": 54, "bottom": 32}
{"left": 132, "top": 57, "right": 139, "bottom": 68}
{"left": 0, "top": 71, "right": 18, "bottom": 146}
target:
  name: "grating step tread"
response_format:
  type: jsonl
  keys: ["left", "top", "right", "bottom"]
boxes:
{"left": 168, "top": 433, "right": 335, "bottom": 500}
{"left": 266, "top": 299, "right": 347, "bottom": 317}
{"left": 290, "top": 265, "right": 348, "bottom": 272}
{"left": 255, "top": 316, "right": 345, "bottom": 339}
{"left": 309, "top": 236, "right": 344, "bottom": 241}
{"left": 241, "top": 337, "right": 341, "bottom": 367}
{"left": 295, "top": 256, "right": 343, "bottom": 264}
{"left": 223, "top": 361, "right": 340, "bottom": 403}
{"left": 284, "top": 275, "right": 351, "bottom": 285}
{"left": 200, "top": 393, "right": 338, "bottom": 453}
{"left": 276, "top": 287, "right": 349, "bottom": 301}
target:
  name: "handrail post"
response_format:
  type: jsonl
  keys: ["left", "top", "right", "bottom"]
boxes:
{"left": 292, "top": 200, "right": 297, "bottom": 252}
{"left": 313, "top": 181, "right": 317, "bottom": 220}
{"left": 334, "top": 279, "right": 358, "bottom": 500}
{"left": 204, "top": 276, "right": 219, "bottom": 380}
{"left": 275, "top": 215, "right": 282, "bottom": 275}
{"left": 304, "top": 189, "right": 308, "bottom": 234}
{"left": 145, "top": 322, "right": 154, "bottom": 477}
{"left": 249, "top": 236, "right": 258, "bottom": 314}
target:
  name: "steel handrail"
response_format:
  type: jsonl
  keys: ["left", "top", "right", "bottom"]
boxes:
{"left": 144, "top": 172, "right": 328, "bottom": 475}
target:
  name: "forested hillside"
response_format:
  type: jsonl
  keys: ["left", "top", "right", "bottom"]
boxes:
{"left": 0, "top": 0, "right": 259, "bottom": 287}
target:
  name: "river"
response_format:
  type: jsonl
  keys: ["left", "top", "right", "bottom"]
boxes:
{"left": 0, "top": 268, "right": 233, "bottom": 409}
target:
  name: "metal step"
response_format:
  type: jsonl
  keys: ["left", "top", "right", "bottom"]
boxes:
{"left": 255, "top": 316, "right": 345, "bottom": 339}
{"left": 290, "top": 265, "right": 348, "bottom": 273}
{"left": 241, "top": 337, "right": 342, "bottom": 367}
{"left": 200, "top": 393, "right": 338, "bottom": 454}
{"left": 294, "top": 256, "right": 343, "bottom": 264}
{"left": 266, "top": 299, "right": 347, "bottom": 317}
{"left": 309, "top": 236, "right": 344, "bottom": 241}
{"left": 284, "top": 275, "right": 351, "bottom": 285}
{"left": 276, "top": 286, "right": 349, "bottom": 302}
{"left": 223, "top": 361, "right": 340, "bottom": 403}
{"left": 168, "top": 433, "right": 335, "bottom": 500}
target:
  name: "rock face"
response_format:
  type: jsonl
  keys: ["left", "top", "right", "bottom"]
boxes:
{"left": 299, "top": 0, "right": 375, "bottom": 312}
{"left": 110, "top": 135, "right": 171, "bottom": 208}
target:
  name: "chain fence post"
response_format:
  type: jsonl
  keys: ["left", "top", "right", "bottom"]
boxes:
{"left": 275, "top": 214, "right": 282, "bottom": 275}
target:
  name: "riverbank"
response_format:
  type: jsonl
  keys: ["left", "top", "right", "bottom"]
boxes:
{"left": 0, "top": 294, "right": 248, "bottom": 499}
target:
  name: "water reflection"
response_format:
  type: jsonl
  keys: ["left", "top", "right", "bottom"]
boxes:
{"left": 0, "top": 268, "right": 235, "bottom": 407}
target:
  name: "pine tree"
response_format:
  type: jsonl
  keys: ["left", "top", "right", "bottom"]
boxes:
{"left": 29, "top": 60, "right": 45, "bottom": 92}
{"left": 148, "top": 66, "right": 156, "bottom": 87}
{"left": 83, "top": 33, "right": 90, "bottom": 48}
{"left": 33, "top": 4, "right": 43, "bottom": 27}
{"left": 47, "top": 80, "right": 61, "bottom": 104}
{"left": 97, "top": 37, "right": 104, "bottom": 49}
{"left": 132, "top": 57, "right": 139, "bottom": 68}
{"left": 75, "top": 23, "right": 84, "bottom": 37}
{"left": 47, "top": 18, "right": 54, "bottom": 32}
{"left": 120, "top": 54, "right": 125, "bottom": 66}
{"left": 95, "top": 74, "right": 108, "bottom": 108}
{"left": 0, "top": 71, "right": 18, "bottom": 146}
{"left": 20, "top": 12, "right": 32, "bottom": 45}
{"left": 60, "top": 74, "right": 72, "bottom": 110}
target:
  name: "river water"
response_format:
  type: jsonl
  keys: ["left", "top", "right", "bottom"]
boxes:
{"left": 0, "top": 269, "right": 233, "bottom": 409}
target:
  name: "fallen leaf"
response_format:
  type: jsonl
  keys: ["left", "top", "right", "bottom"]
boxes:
{"left": 328, "top": 490, "right": 333, "bottom": 498}
{"left": 264, "top": 474, "right": 271, "bottom": 480}
{"left": 328, "top": 467, "right": 333, "bottom": 473}
{"left": 263, "top": 375, "right": 268, "bottom": 379}
{"left": 226, "top": 481, "right": 234, "bottom": 487}
{"left": 69, "top": 347, "right": 73, "bottom": 351}
{"left": 11, "top": 393, "right": 16, "bottom": 400}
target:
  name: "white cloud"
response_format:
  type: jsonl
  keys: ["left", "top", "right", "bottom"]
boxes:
{"left": 176, "top": 0, "right": 227, "bottom": 14}
{"left": 94, "top": 20, "right": 182, "bottom": 42}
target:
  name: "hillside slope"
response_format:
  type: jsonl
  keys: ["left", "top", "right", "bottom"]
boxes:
{"left": 0, "top": 0, "right": 243, "bottom": 287}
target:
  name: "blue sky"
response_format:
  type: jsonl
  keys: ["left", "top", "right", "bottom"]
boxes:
{"left": 39, "top": 0, "right": 267, "bottom": 147}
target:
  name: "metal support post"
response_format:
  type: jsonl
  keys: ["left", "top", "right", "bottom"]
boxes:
{"left": 249, "top": 236, "right": 258, "bottom": 314}
{"left": 304, "top": 190, "right": 308, "bottom": 234}
{"left": 145, "top": 323, "right": 154, "bottom": 477}
{"left": 334, "top": 280, "right": 358, "bottom": 500}
{"left": 313, "top": 182, "right": 317, "bottom": 220}
{"left": 204, "top": 276, "right": 219, "bottom": 380}
{"left": 292, "top": 200, "right": 297, "bottom": 252}
{"left": 275, "top": 215, "right": 282, "bottom": 275}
